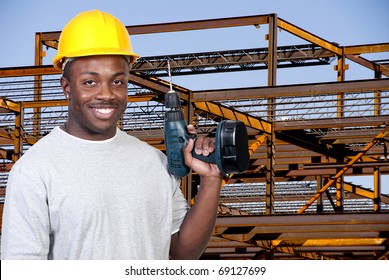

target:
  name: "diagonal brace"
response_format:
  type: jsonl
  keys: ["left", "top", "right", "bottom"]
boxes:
{"left": 194, "top": 101, "right": 272, "bottom": 134}
{"left": 297, "top": 125, "right": 389, "bottom": 214}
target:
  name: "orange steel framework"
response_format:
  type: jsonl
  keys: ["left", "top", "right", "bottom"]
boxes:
{"left": 1, "top": 13, "right": 389, "bottom": 260}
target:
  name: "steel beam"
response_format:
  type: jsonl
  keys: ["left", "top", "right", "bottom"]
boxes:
{"left": 346, "top": 54, "right": 389, "bottom": 78}
{"left": 20, "top": 94, "right": 156, "bottom": 109}
{"left": 344, "top": 43, "right": 389, "bottom": 55}
{"left": 276, "top": 116, "right": 389, "bottom": 130}
{"left": 0, "top": 98, "right": 21, "bottom": 113}
{"left": 0, "top": 65, "right": 60, "bottom": 77}
{"left": 192, "top": 78, "right": 389, "bottom": 101}
{"left": 39, "top": 14, "right": 271, "bottom": 43}
{"left": 214, "top": 212, "right": 389, "bottom": 232}
{"left": 132, "top": 44, "right": 335, "bottom": 76}
{"left": 277, "top": 18, "right": 342, "bottom": 56}
{"left": 193, "top": 101, "right": 272, "bottom": 133}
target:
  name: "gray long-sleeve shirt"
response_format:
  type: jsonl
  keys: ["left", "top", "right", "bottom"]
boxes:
{"left": 1, "top": 127, "right": 189, "bottom": 259}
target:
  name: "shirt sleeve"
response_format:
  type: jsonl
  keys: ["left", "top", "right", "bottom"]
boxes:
{"left": 1, "top": 164, "right": 50, "bottom": 259}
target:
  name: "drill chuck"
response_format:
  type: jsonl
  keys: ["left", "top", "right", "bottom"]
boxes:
{"left": 165, "top": 90, "right": 181, "bottom": 109}
{"left": 165, "top": 110, "right": 185, "bottom": 122}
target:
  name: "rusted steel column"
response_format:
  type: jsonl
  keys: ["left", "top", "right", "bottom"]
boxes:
{"left": 373, "top": 69, "right": 382, "bottom": 212}
{"left": 265, "top": 138, "right": 275, "bottom": 215}
{"left": 373, "top": 68, "right": 382, "bottom": 212}
{"left": 334, "top": 48, "right": 347, "bottom": 210}
{"left": 335, "top": 47, "right": 347, "bottom": 118}
{"left": 13, "top": 109, "right": 24, "bottom": 162}
{"left": 267, "top": 14, "right": 278, "bottom": 87}
{"left": 265, "top": 14, "right": 278, "bottom": 215}
{"left": 183, "top": 98, "right": 194, "bottom": 204}
{"left": 374, "top": 167, "right": 381, "bottom": 212}
{"left": 34, "top": 33, "right": 45, "bottom": 138}
{"left": 335, "top": 174, "right": 344, "bottom": 212}
{"left": 316, "top": 176, "right": 323, "bottom": 213}
{"left": 374, "top": 68, "right": 382, "bottom": 116}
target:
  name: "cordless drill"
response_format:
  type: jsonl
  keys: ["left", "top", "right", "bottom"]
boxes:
{"left": 164, "top": 89, "right": 250, "bottom": 177}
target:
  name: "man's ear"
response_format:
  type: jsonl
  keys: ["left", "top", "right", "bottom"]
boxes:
{"left": 60, "top": 76, "right": 71, "bottom": 99}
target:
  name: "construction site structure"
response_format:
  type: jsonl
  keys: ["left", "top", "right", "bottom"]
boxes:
{"left": 0, "top": 13, "right": 389, "bottom": 260}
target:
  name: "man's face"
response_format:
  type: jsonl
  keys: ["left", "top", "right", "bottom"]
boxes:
{"left": 61, "top": 55, "right": 129, "bottom": 140}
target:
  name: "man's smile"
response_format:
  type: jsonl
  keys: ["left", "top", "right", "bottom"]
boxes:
{"left": 90, "top": 105, "right": 118, "bottom": 120}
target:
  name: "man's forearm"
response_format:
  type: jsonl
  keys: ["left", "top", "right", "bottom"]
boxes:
{"left": 170, "top": 176, "right": 222, "bottom": 259}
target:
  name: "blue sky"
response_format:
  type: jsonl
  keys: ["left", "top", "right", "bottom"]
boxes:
{"left": 1, "top": 0, "right": 388, "bottom": 68}
{"left": 1, "top": 0, "right": 388, "bottom": 193}
{"left": 0, "top": 0, "right": 388, "bottom": 88}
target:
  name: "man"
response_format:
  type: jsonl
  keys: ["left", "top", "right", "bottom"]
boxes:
{"left": 1, "top": 10, "right": 222, "bottom": 260}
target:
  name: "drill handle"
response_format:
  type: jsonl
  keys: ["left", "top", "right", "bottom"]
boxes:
{"left": 192, "top": 149, "right": 217, "bottom": 164}
{"left": 186, "top": 129, "right": 217, "bottom": 164}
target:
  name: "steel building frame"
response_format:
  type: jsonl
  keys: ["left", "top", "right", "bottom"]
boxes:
{"left": 1, "top": 13, "right": 389, "bottom": 259}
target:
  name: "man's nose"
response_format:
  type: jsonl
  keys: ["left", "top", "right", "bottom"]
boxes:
{"left": 96, "top": 82, "right": 115, "bottom": 100}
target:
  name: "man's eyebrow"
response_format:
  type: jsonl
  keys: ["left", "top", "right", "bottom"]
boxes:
{"left": 80, "top": 71, "right": 99, "bottom": 76}
{"left": 79, "top": 71, "right": 127, "bottom": 77}
{"left": 113, "top": 71, "right": 127, "bottom": 77}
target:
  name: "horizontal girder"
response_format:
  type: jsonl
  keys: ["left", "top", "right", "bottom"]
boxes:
{"left": 131, "top": 44, "right": 335, "bottom": 76}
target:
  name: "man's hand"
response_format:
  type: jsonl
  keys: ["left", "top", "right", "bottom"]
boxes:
{"left": 183, "top": 125, "right": 222, "bottom": 178}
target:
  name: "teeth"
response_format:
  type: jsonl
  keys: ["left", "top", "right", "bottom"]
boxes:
{"left": 95, "top": 108, "right": 114, "bottom": 114}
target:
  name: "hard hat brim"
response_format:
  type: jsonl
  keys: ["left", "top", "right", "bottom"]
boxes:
{"left": 53, "top": 50, "right": 140, "bottom": 71}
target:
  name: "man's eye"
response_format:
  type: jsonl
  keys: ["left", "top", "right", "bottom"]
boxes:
{"left": 113, "top": 79, "right": 124, "bottom": 85}
{"left": 84, "top": 80, "right": 96, "bottom": 86}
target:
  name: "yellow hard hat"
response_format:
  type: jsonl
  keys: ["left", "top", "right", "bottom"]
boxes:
{"left": 53, "top": 10, "right": 140, "bottom": 70}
